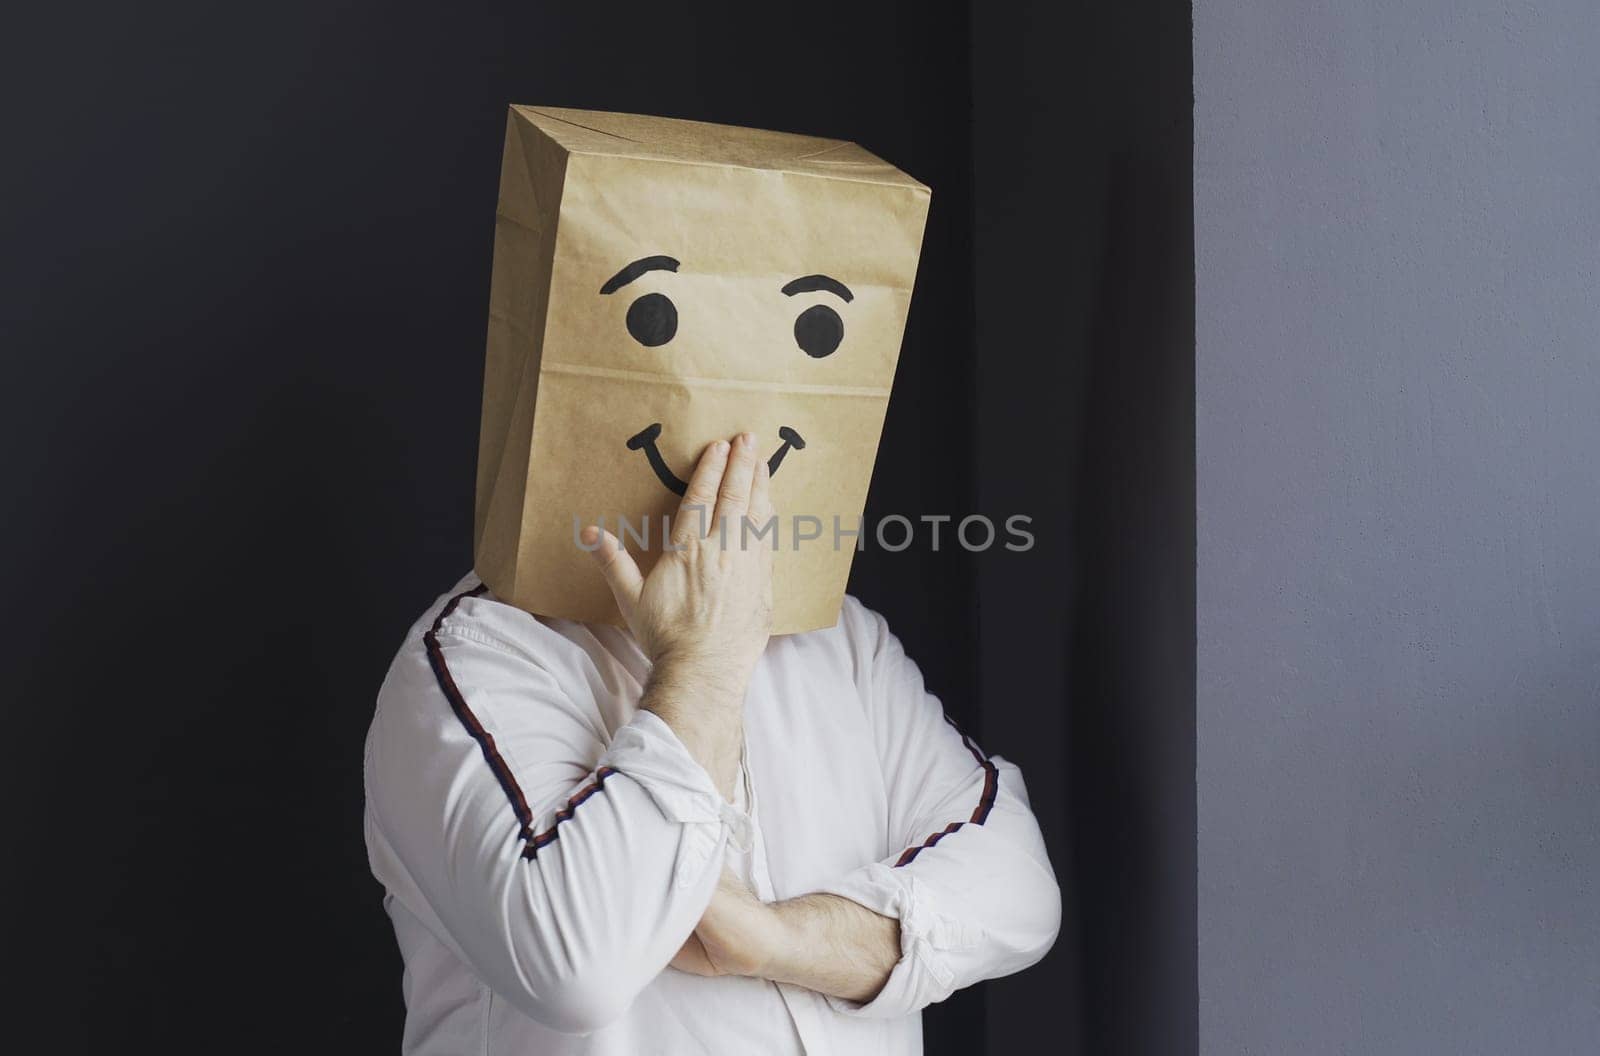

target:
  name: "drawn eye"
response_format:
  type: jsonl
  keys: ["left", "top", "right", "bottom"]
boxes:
{"left": 794, "top": 304, "right": 843, "bottom": 359}
{"left": 626, "top": 292, "right": 677, "bottom": 347}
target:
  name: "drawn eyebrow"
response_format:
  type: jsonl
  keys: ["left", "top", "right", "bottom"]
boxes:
{"left": 600, "top": 255, "right": 680, "bottom": 295}
{"left": 781, "top": 274, "right": 854, "bottom": 303}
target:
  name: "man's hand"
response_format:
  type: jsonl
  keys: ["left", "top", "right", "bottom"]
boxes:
{"left": 585, "top": 432, "right": 771, "bottom": 681}
{"left": 581, "top": 432, "right": 774, "bottom": 798}
{"left": 584, "top": 432, "right": 774, "bottom": 694}
{"left": 670, "top": 871, "right": 902, "bottom": 1005}
{"left": 669, "top": 871, "right": 780, "bottom": 979}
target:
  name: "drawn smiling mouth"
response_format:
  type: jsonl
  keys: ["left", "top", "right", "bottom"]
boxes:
{"left": 626, "top": 423, "right": 806, "bottom": 497}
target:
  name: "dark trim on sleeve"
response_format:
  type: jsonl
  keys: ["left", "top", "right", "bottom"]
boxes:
{"left": 893, "top": 714, "right": 1000, "bottom": 867}
{"left": 524, "top": 766, "right": 617, "bottom": 859}
{"left": 423, "top": 583, "right": 615, "bottom": 859}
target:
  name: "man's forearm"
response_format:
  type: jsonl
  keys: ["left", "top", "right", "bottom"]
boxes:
{"left": 642, "top": 658, "right": 744, "bottom": 800}
{"left": 763, "top": 893, "right": 900, "bottom": 1003}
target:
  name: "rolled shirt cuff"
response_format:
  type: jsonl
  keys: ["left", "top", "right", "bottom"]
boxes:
{"left": 600, "top": 709, "right": 752, "bottom": 889}
{"left": 816, "top": 861, "right": 984, "bottom": 1018}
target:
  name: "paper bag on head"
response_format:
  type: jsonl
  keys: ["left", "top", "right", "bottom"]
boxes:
{"left": 474, "top": 106, "right": 931, "bottom": 634}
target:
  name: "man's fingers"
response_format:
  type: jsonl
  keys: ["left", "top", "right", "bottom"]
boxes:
{"left": 712, "top": 431, "right": 760, "bottom": 529}
{"left": 670, "top": 933, "right": 719, "bottom": 977}
{"left": 742, "top": 457, "right": 775, "bottom": 555}
{"left": 748, "top": 455, "right": 774, "bottom": 525}
{"left": 672, "top": 439, "right": 730, "bottom": 548}
{"left": 581, "top": 526, "right": 643, "bottom": 616}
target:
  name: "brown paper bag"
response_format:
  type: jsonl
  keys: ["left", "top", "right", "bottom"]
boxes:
{"left": 474, "top": 106, "right": 930, "bottom": 634}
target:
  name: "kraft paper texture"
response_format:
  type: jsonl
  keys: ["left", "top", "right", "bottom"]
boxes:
{"left": 475, "top": 106, "right": 930, "bottom": 634}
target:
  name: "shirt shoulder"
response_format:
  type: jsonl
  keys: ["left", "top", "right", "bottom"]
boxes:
{"left": 837, "top": 593, "right": 892, "bottom": 641}
{"left": 760, "top": 594, "right": 897, "bottom": 701}
{"left": 365, "top": 575, "right": 650, "bottom": 812}
{"left": 406, "top": 571, "right": 646, "bottom": 662}
{"left": 374, "top": 572, "right": 647, "bottom": 728}
{"left": 827, "top": 593, "right": 898, "bottom": 665}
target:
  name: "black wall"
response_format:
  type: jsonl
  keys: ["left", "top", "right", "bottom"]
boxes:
{"left": 973, "top": 3, "right": 1196, "bottom": 1053}
{"left": 6, "top": 2, "right": 1193, "bottom": 1053}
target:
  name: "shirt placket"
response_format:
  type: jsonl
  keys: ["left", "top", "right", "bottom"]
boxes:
{"left": 742, "top": 735, "right": 831, "bottom": 1055}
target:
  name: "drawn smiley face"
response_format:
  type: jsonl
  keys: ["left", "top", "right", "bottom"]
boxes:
{"left": 600, "top": 254, "right": 853, "bottom": 496}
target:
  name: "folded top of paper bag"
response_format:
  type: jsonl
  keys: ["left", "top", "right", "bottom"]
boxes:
{"left": 512, "top": 105, "right": 929, "bottom": 191}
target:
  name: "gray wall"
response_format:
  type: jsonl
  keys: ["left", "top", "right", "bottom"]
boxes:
{"left": 1196, "top": 2, "right": 1600, "bottom": 1052}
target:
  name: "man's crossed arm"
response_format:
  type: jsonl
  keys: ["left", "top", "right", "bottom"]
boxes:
{"left": 670, "top": 870, "right": 901, "bottom": 1003}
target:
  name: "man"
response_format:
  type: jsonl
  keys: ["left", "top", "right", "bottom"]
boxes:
{"left": 364, "top": 106, "right": 1060, "bottom": 1054}
{"left": 363, "top": 432, "right": 1060, "bottom": 1053}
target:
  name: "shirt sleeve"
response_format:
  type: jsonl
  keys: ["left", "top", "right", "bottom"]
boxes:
{"left": 815, "top": 600, "right": 1062, "bottom": 1018}
{"left": 363, "top": 599, "right": 748, "bottom": 1035}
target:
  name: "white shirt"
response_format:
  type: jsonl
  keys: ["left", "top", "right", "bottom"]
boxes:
{"left": 363, "top": 572, "right": 1060, "bottom": 1055}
